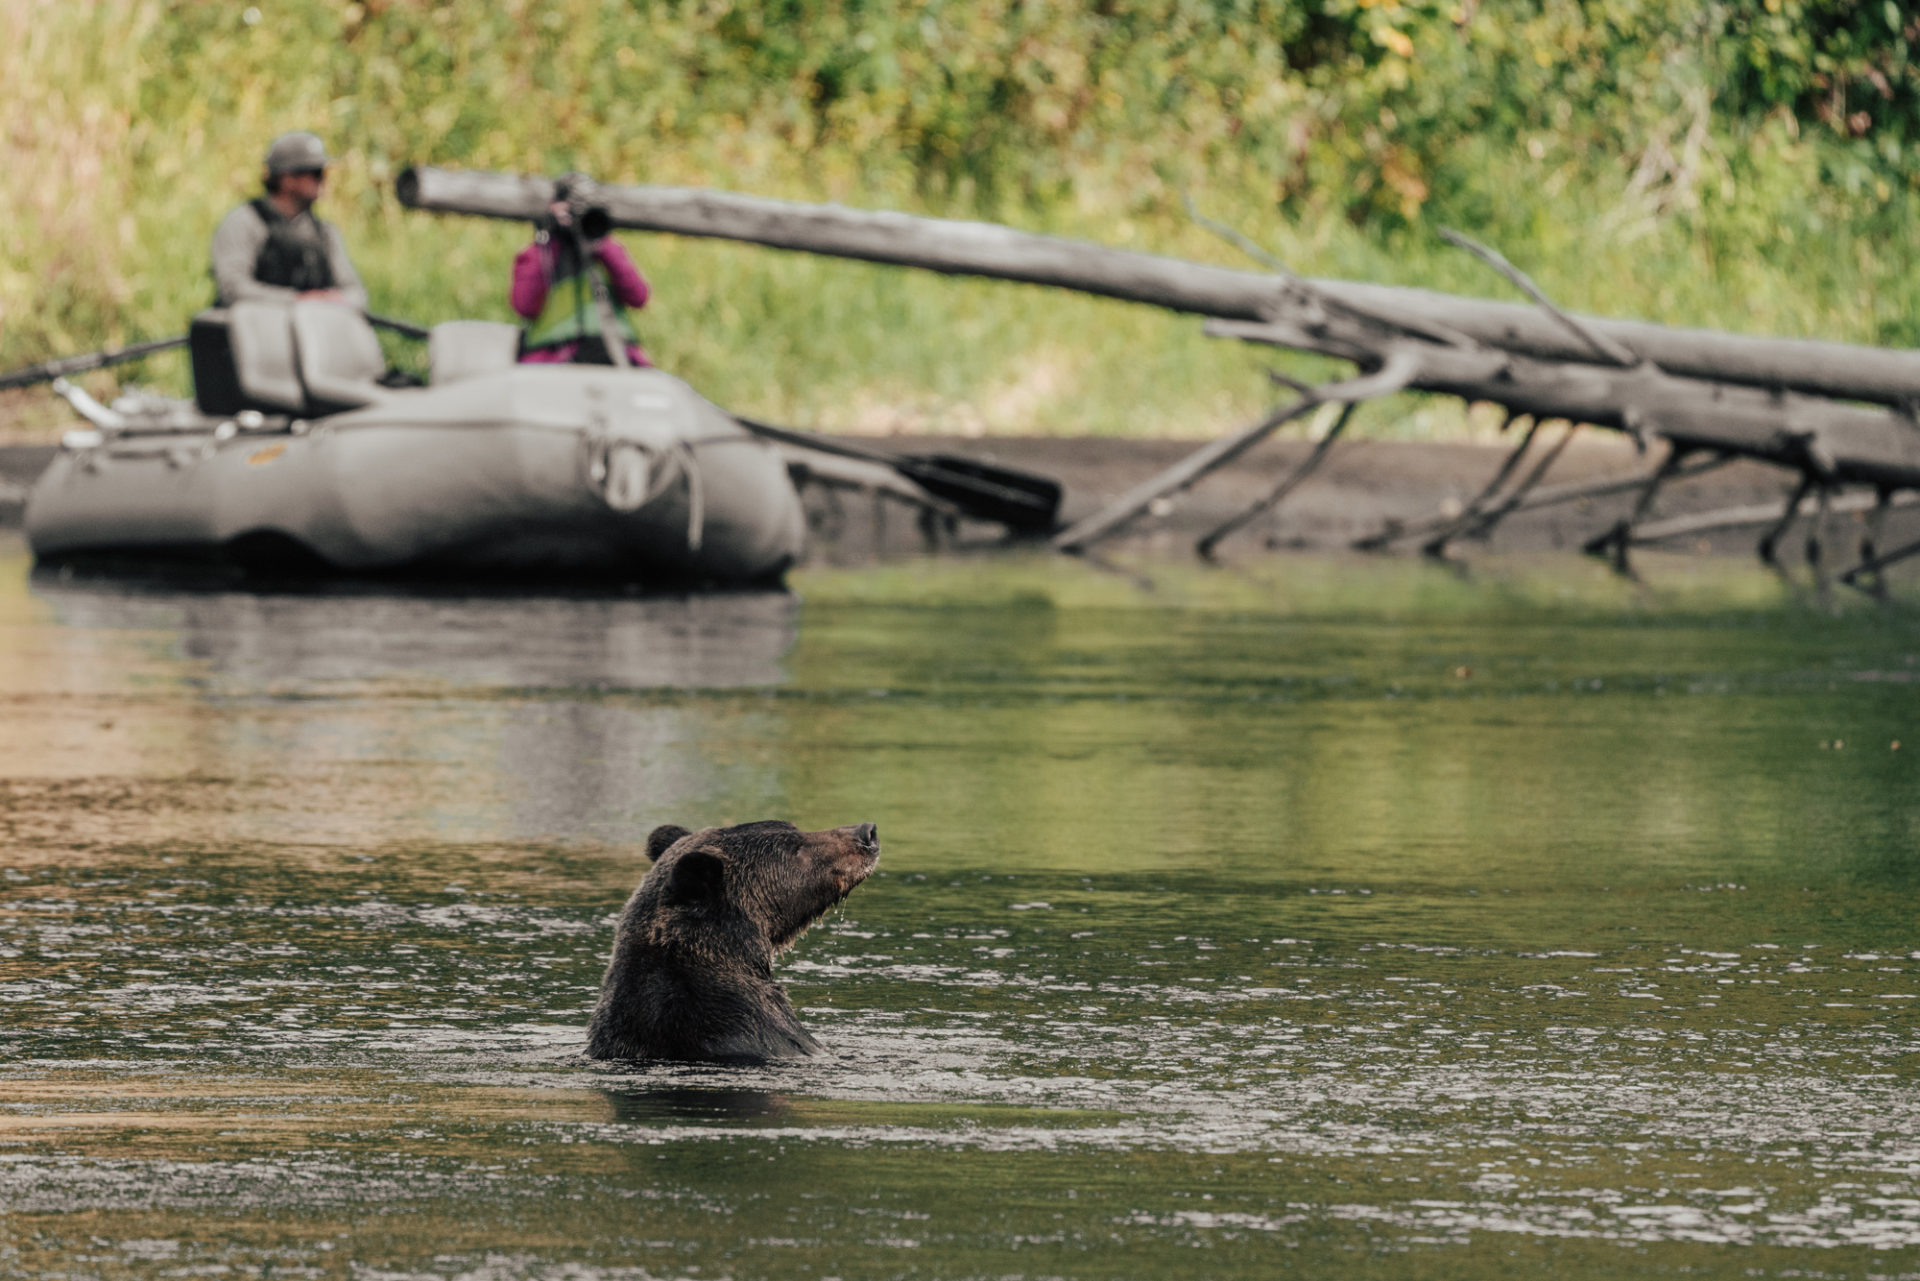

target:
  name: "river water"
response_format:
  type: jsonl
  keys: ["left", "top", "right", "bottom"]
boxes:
{"left": 1, "top": 536, "right": 1916, "bottom": 1279}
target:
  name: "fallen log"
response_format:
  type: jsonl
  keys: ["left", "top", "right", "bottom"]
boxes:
{"left": 1628, "top": 488, "right": 1918, "bottom": 546}
{"left": 1358, "top": 452, "right": 1736, "bottom": 551}
{"left": 1207, "top": 317, "right": 1920, "bottom": 492}
{"left": 399, "top": 165, "right": 1920, "bottom": 406}
{"left": 1056, "top": 298, "right": 1920, "bottom": 557}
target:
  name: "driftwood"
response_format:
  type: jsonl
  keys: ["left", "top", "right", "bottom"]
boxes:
{"left": 1208, "top": 314, "right": 1920, "bottom": 490}
{"left": 399, "top": 166, "right": 1920, "bottom": 406}
{"left": 1628, "top": 488, "right": 1917, "bottom": 546}
{"left": 1051, "top": 397, "right": 1321, "bottom": 552}
{"left": 1456, "top": 422, "right": 1582, "bottom": 554}
{"left": 1196, "top": 403, "right": 1357, "bottom": 559}
{"left": 1060, "top": 300, "right": 1920, "bottom": 567}
{"left": 1389, "top": 453, "right": 1738, "bottom": 546}
{"left": 1051, "top": 356, "right": 1417, "bottom": 552}
{"left": 1067, "top": 279, "right": 1920, "bottom": 566}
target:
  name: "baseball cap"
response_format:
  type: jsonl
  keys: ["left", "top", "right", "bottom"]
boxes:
{"left": 264, "top": 131, "right": 330, "bottom": 175}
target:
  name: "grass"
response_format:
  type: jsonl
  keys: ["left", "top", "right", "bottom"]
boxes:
{"left": 3, "top": 1, "right": 1914, "bottom": 444}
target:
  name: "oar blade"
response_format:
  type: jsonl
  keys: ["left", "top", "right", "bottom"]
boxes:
{"left": 903, "top": 454, "right": 1062, "bottom": 534}
{"left": 731, "top": 413, "right": 1063, "bottom": 534}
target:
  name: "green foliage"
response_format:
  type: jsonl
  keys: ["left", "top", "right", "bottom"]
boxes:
{"left": 2, "top": 0, "right": 1916, "bottom": 439}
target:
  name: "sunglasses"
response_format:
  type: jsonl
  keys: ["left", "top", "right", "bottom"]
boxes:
{"left": 289, "top": 168, "right": 327, "bottom": 181}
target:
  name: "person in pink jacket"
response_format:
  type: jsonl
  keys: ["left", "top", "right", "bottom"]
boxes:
{"left": 510, "top": 193, "right": 652, "bottom": 366}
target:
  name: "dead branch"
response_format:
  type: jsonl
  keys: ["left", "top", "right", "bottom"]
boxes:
{"left": 1359, "top": 453, "right": 1736, "bottom": 551}
{"left": 1437, "top": 228, "right": 1638, "bottom": 367}
{"left": 1449, "top": 420, "right": 1582, "bottom": 550}
{"left": 1053, "top": 351, "right": 1422, "bottom": 554}
{"left": 1629, "top": 486, "right": 1914, "bottom": 546}
{"left": 1052, "top": 395, "right": 1321, "bottom": 553}
{"left": 1375, "top": 414, "right": 1540, "bottom": 553}
{"left": 1196, "top": 403, "right": 1358, "bottom": 559}
{"left": 1206, "top": 318, "right": 1920, "bottom": 493}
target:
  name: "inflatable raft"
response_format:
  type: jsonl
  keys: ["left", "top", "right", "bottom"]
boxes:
{"left": 26, "top": 300, "right": 806, "bottom": 585}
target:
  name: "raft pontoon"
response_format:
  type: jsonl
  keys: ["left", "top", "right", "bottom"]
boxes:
{"left": 26, "top": 300, "right": 806, "bottom": 585}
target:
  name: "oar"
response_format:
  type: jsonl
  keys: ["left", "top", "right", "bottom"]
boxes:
{"left": 731, "top": 414, "right": 1062, "bottom": 534}
{"left": 0, "top": 335, "right": 189, "bottom": 391}
{"left": 367, "top": 313, "right": 432, "bottom": 341}
{"left": 0, "top": 313, "right": 433, "bottom": 393}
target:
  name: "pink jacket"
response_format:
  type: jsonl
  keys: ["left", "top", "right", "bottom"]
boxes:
{"left": 511, "top": 237, "right": 653, "bottom": 366}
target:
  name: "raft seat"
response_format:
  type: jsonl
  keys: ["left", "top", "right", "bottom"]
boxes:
{"left": 428, "top": 320, "right": 521, "bottom": 386}
{"left": 227, "top": 301, "right": 308, "bottom": 414}
{"left": 222, "top": 301, "right": 392, "bottom": 417}
{"left": 190, "top": 309, "right": 248, "bottom": 416}
{"left": 291, "top": 300, "right": 390, "bottom": 414}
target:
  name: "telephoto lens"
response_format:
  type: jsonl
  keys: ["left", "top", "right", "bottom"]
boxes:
{"left": 576, "top": 203, "right": 612, "bottom": 241}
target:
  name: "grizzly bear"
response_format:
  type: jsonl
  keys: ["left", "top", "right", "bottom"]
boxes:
{"left": 585, "top": 820, "right": 881, "bottom": 1062}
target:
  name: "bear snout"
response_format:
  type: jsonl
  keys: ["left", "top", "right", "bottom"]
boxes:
{"left": 824, "top": 822, "right": 880, "bottom": 895}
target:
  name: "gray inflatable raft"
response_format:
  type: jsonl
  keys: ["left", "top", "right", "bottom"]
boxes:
{"left": 26, "top": 302, "right": 805, "bottom": 585}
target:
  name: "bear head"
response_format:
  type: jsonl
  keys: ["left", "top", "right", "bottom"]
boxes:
{"left": 585, "top": 819, "right": 880, "bottom": 1062}
{"left": 640, "top": 819, "right": 881, "bottom": 956}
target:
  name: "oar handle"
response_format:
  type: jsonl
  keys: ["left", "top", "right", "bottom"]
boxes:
{"left": 730, "top": 413, "right": 897, "bottom": 466}
{"left": 366, "top": 313, "right": 431, "bottom": 341}
{"left": 0, "top": 335, "right": 189, "bottom": 391}
{"left": 732, "top": 413, "right": 1060, "bottom": 529}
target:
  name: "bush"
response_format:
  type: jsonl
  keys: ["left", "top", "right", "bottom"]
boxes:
{"left": 3, "top": 0, "right": 1913, "bottom": 439}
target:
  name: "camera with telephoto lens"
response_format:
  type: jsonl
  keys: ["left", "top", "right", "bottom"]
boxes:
{"left": 543, "top": 175, "right": 612, "bottom": 242}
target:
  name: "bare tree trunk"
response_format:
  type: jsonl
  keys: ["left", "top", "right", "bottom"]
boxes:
{"left": 400, "top": 166, "right": 1920, "bottom": 406}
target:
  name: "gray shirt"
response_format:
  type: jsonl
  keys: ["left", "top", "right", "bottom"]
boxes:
{"left": 210, "top": 202, "right": 368, "bottom": 309}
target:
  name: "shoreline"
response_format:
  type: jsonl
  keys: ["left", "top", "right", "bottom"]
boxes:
{"left": 5, "top": 432, "right": 1906, "bottom": 568}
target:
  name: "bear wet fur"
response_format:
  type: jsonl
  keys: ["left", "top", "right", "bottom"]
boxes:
{"left": 586, "top": 819, "right": 881, "bottom": 1063}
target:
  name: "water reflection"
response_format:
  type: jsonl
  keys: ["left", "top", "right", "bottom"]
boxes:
{"left": 9, "top": 571, "right": 798, "bottom": 843}
{"left": 31, "top": 576, "right": 799, "bottom": 692}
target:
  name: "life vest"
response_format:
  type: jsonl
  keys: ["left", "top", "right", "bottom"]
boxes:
{"left": 521, "top": 239, "right": 639, "bottom": 356}
{"left": 248, "top": 198, "right": 336, "bottom": 292}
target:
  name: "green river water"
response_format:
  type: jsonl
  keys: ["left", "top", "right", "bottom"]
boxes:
{"left": 1, "top": 537, "right": 1916, "bottom": 1279}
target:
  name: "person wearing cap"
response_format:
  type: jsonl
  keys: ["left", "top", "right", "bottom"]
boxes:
{"left": 210, "top": 131, "right": 368, "bottom": 309}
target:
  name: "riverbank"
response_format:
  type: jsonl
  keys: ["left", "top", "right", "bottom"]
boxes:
{"left": 10, "top": 430, "right": 1907, "bottom": 575}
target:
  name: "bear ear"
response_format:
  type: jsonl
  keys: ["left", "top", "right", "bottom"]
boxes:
{"left": 645, "top": 824, "right": 692, "bottom": 862}
{"left": 666, "top": 848, "right": 727, "bottom": 905}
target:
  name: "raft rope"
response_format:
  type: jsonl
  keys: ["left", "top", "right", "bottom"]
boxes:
{"left": 582, "top": 431, "right": 715, "bottom": 553}
{"left": 674, "top": 439, "right": 706, "bottom": 552}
